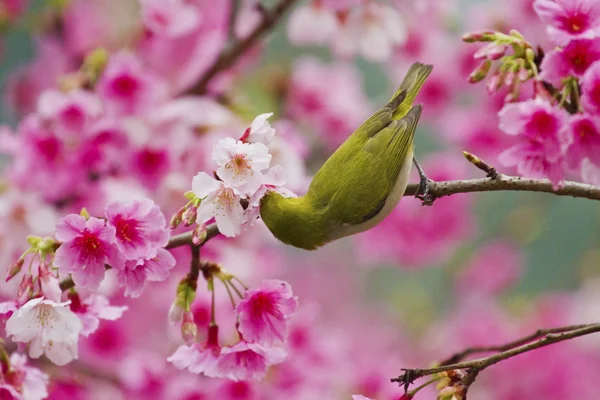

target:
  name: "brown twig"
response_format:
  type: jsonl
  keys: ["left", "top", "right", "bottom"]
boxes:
{"left": 438, "top": 324, "right": 591, "bottom": 366}
{"left": 187, "top": 0, "right": 298, "bottom": 95}
{"left": 392, "top": 323, "right": 600, "bottom": 396}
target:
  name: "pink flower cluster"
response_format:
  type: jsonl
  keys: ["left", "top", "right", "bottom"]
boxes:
{"left": 286, "top": 57, "right": 373, "bottom": 149}
{"left": 55, "top": 199, "right": 174, "bottom": 294}
{"left": 468, "top": 0, "right": 600, "bottom": 185}
{"left": 169, "top": 280, "right": 297, "bottom": 381}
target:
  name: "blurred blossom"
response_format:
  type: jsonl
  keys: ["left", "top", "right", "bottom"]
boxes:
{"left": 455, "top": 240, "right": 523, "bottom": 298}
{"left": 63, "top": 0, "right": 141, "bottom": 56}
{"left": 1, "top": 353, "right": 49, "bottom": 400}
{"left": 333, "top": 2, "right": 407, "bottom": 62}
{"left": 71, "top": 294, "right": 128, "bottom": 337}
{"left": 562, "top": 114, "right": 600, "bottom": 170}
{"left": 286, "top": 56, "right": 372, "bottom": 149}
{"left": 356, "top": 154, "right": 475, "bottom": 268}
{"left": 5, "top": 38, "right": 73, "bottom": 117}
{"left": 287, "top": 2, "right": 338, "bottom": 46}
{"left": 140, "top": 0, "right": 202, "bottom": 38}
{"left": 582, "top": 60, "right": 600, "bottom": 114}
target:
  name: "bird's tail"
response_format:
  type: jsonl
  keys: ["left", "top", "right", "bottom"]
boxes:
{"left": 389, "top": 62, "right": 433, "bottom": 120}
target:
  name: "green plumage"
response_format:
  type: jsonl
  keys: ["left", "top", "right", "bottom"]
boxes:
{"left": 260, "top": 62, "right": 433, "bottom": 250}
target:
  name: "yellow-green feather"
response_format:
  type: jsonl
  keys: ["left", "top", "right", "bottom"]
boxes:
{"left": 260, "top": 62, "right": 433, "bottom": 250}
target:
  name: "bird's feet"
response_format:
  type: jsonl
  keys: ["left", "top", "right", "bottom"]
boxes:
{"left": 413, "top": 157, "right": 435, "bottom": 206}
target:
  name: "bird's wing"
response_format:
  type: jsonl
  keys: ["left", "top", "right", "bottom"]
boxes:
{"left": 313, "top": 105, "right": 422, "bottom": 228}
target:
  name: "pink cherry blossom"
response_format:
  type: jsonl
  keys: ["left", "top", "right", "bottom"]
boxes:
{"left": 36, "top": 90, "right": 102, "bottom": 139}
{"left": 168, "top": 325, "right": 221, "bottom": 376}
{"left": 213, "top": 137, "right": 272, "bottom": 194}
{"left": 352, "top": 396, "right": 375, "bottom": 400}
{"left": 213, "top": 341, "right": 286, "bottom": 381}
{"left": 240, "top": 113, "right": 276, "bottom": 145}
{"left": 582, "top": 60, "right": 600, "bottom": 114}
{"left": 116, "top": 248, "right": 176, "bottom": 297}
{"left": 53, "top": 215, "right": 125, "bottom": 289}
{"left": 98, "top": 52, "right": 167, "bottom": 117}
{"left": 192, "top": 172, "right": 245, "bottom": 237}
{"left": 540, "top": 38, "right": 600, "bottom": 87}
{"left": 287, "top": 2, "right": 338, "bottom": 46}
{"left": 582, "top": 158, "right": 600, "bottom": 184}
{"left": 37, "top": 263, "right": 61, "bottom": 303}
{"left": 70, "top": 294, "right": 128, "bottom": 336}
{"left": 104, "top": 199, "right": 169, "bottom": 260}
{"left": 5, "top": 298, "right": 83, "bottom": 366}
{"left": 236, "top": 280, "right": 298, "bottom": 346}
{"left": 498, "top": 98, "right": 569, "bottom": 184}
{"left": 140, "top": 0, "right": 202, "bottom": 38}
{"left": 3, "top": 353, "right": 49, "bottom": 400}
{"left": 562, "top": 114, "right": 600, "bottom": 169}
{"left": 534, "top": 0, "right": 600, "bottom": 45}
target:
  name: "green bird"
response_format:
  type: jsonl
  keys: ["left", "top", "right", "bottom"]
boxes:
{"left": 260, "top": 62, "right": 433, "bottom": 250}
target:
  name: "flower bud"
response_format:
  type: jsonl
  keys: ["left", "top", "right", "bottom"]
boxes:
{"left": 17, "top": 275, "right": 33, "bottom": 305}
{"left": 5, "top": 258, "right": 24, "bottom": 282}
{"left": 181, "top": 311, "right": 198, "bottom": 345}
{"left": 474, "top": 43, "right": 507, "bottom": 61}
{"left": 168, "top": 302, "right": 184, "bottom": 325}
{"left": 192, "top": 224, "right": 207, "bottom": 246}
{"left": 462, "top": 30, "right": 496, "bottom": 43}
{"left": 39, "top": 263, "right": 61, "bottom": 302}
{"left": 182, "top": 205, "right": 198, "bottom": 227}
{"left": 468, "top": 60, "right": 492, "bottom": 83}
{"left": 169, "top": 207, "right": 185, "bottom": 229}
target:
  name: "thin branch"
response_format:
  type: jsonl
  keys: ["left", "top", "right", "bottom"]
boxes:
{"left": 438, "top": 324, "right": 591, "bottom": 366}
{"left": 392, "top": 323, "right": 600, "bottom": 396}
{"left": 187, "top": 0, "right": 298, "bottom": 95}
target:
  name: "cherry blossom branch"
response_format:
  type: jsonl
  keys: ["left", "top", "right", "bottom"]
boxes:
{"left": 188, "top": 0, "right": 298, "bottom": 95}
{"left": 392, "top": 323, "right": 600, "bottom": 396}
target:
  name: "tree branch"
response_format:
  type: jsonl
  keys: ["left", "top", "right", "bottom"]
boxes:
{"left": 187, "top": 0, "right": 298, "bottom": 95}
{"left": 403, "top": 175, "right": 600, "bottom": 202}
{"left": 392, "top": 323, "right": 600, "bottom": 396}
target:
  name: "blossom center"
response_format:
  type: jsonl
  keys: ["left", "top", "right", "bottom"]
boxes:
{"left": 112, "top": 74, "right": 140, "bottom": 97}
{"left": 216, "top": 187, "right": 236, "bottom": 208}
{"left": 562, "top": 13, "right": 587, "bottom": 33}
{"left": 526, "top": 110, "right": 557, "bottom": 139}
{"left": 114, "top": 216, "right": 139, "bottom": 243}
{"left": 36, "top": 304, "right": 57, "bottom": 328}
{"left": 248, "top": 293, "right": 276, "bottom": 318}
{"left": 74, "top": 230, "right": 105, "bottom": 259}
{"left": 225, "top": 155, "right": 251, "bottom": 178}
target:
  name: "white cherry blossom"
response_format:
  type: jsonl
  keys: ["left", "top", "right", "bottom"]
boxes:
{"left": 213, "top": 137, "right": 271, "bottom": 194}
{"left": 5, "top": 298, "right": 82, "bottom": 366}
{"left": 192, "top": 172, "right": 245, "bottom": 237}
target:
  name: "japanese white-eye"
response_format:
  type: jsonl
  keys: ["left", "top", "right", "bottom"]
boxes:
{"left": 260, "top": 62, "right": 433, "bottom": 250}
